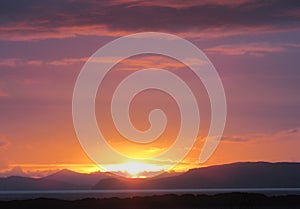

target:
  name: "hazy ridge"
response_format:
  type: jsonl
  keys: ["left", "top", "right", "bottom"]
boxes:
{"left": 1, "top": 162, "right": 300, "bottom": 190}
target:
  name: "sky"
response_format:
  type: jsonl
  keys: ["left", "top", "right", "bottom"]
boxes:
{"left": 0, "top": 0, "right": 299, "bottom": 178}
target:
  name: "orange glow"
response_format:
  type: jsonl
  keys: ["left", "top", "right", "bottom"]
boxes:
{"left": 104, "top": 162, "right": 165, "bottom": 178}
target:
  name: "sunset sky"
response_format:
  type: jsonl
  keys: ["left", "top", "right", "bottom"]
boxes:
{"left": 0, "top": 0, "right": 299, "bottom": 178}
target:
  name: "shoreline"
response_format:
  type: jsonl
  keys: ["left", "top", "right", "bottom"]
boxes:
{"left": 1, "top": 193, "right": 300, "bottom": 209}
{"left": 1, "top": 188, "right": 300, "bottom": 201}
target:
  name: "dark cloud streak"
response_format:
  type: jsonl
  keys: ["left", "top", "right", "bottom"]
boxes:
{"left": 0, "top": 0, "right": 299, "bottom": 40}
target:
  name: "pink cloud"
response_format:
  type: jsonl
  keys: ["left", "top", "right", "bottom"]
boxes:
{"left": 0, "top": 82, "right": 9, "bottom": 97}
{"left": 0, "top": 24, "right": 124, "bottom": 41}
{"left": 0, "top": 58, "right": 21, "bottom": 67}
{"left": 0, "top": 57, "right": 87, "bottom": 67}
{"left": 16, "top": 79, "right": 40, "bottom": 85}
{"left": 205, "top": 43, "right": 286, "bottom": 56}
{"left": 110, "top": 0, "right": 253, "bottom": 9}
{"left": 47, "top": 57, "right": 88, "bottom": 66}
{"left": 0, "top": 135, "right": 10, "bottom": 149}
{"left": 0, "top": 58, "right": 43, "bottom": 67}
{"left": 222, "top": 127, "right": 300, "bottom": 143}
{"left": 0, "top": 90, "right": 8, "bottom": 97}
{"left": 0, "top": 55, "right": 195, "bottom": 69}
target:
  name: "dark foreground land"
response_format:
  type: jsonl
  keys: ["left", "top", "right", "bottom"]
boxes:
{"left": 1, "top": 193, "right": 300, "bottom": 209}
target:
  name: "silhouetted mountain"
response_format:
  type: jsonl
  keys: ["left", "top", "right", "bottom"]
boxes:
{"left": 44, "top": 169, "right": 110, "bottom": 187}
{"left": 0, "top": 176, "right": 78, "bottom": 190}
{"left": 1, "top": 162, "right": 300, "bottom": 190}
{"left": 0, "top": 169, "right": 180, "bottom": 190}
{"left": 0, "top": 169, "right": 111, "bottom": 190}
{"left": 93, "top": 162, "right": 300, "bottom": 189}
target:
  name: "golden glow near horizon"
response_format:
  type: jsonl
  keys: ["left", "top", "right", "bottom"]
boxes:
{"left": 1, "top": 160, "right": 198, "bottom": 178}
{"left": 104, "top": 162, "right": 166, "bottom": 178}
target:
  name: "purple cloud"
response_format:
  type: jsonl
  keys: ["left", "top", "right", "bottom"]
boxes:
{"left": 0, "top": 0, "right": 299, "bottom": 40}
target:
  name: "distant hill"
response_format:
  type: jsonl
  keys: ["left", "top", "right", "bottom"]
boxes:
{"left": 0, "top": 169, "right": 179, "bottom": 190}
{"left": 43, "top": 169, "right": 110, "bottom": 187}
{"left": 0, "top": 176, "right": 78, "bottom": 190}
{"left": 0, "top": 169, "right": 111, "bottom": 190}
{"left": 1, "top": 162, "right": 300, "bottom": 190}
{"left": 93, "top": 162, "right": 300, "bottom": 189}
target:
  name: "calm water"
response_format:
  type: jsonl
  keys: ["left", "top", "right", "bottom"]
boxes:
{"left": 1, "top": 188, "right": 300, "bottom": 201}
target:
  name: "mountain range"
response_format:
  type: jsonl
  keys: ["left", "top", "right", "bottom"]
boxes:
{"left": 1, "top": 162, "right": 300, "bottom": 190}
{"left": 0, "top": 169, "right": 110, "bottom": 190}
{"left": 94, "top": 162, "right": 300, "bottom": 189}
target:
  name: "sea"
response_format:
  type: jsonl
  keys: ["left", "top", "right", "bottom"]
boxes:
{"left": 1, "top": 188, "right": 300, "bottom": 201}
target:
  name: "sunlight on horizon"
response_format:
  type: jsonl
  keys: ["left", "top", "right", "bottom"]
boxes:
{"left": 104, "top": 162, "right": 165, "bottom": 178}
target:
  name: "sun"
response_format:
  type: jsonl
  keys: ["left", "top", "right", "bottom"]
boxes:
{"left": 105, "top": 162, "right": 164, "bottom": 178}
